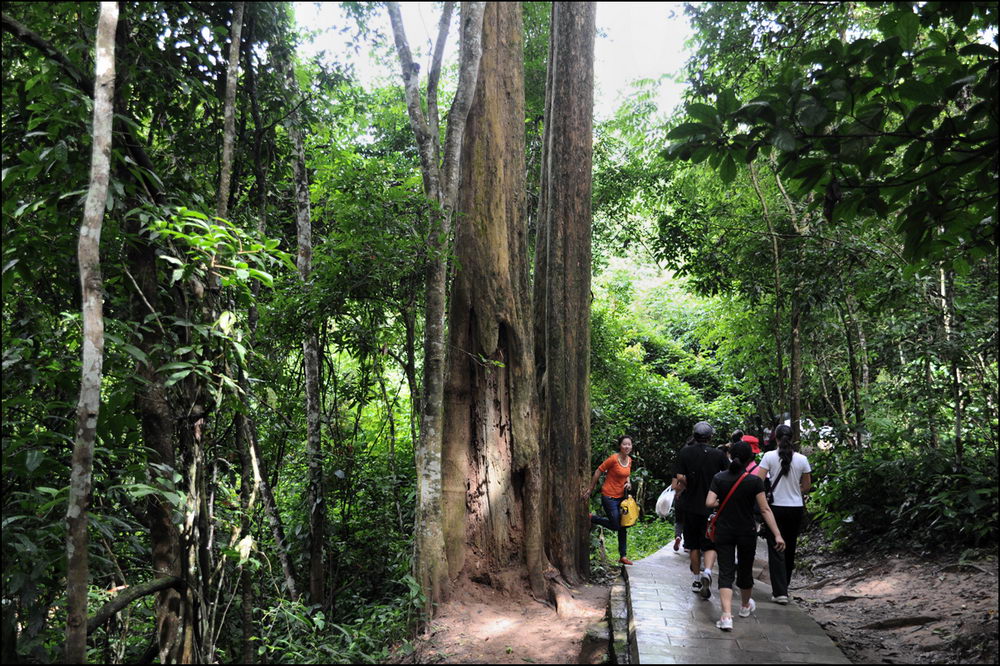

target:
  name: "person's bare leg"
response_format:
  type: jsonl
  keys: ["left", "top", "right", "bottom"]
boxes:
{"left": 740, "top": 587, "right": 753, "bottom": 611}
{"left": 719, "top": 587, "right": 733, "bottom": 617}
{"left": 703, "top": 549, "right": 717, "bottom": 572}
{"left": 689, "top": 549, "right": 701, "bottom": 575}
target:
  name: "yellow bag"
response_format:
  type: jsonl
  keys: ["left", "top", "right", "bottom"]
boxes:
{"left": 619, "top": 495, "right": 640, "bottom": 528}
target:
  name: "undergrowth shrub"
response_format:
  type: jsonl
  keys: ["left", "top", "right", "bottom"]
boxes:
{"left": 809, "top": 443, "right": 998, "bottom": 550}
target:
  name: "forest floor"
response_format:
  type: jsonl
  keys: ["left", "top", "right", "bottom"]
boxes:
{"left": 390, "top": 572, "right": 610, "bottom": 664}
{"left": 792, "top": 529, "right": 998, "bottom": 665}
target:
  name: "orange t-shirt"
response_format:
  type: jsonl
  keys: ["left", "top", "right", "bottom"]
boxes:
{"left": 598, "top": 454, "right": 632, "bottom": 498}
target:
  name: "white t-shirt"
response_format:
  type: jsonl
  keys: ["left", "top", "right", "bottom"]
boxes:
{"left": 759, "top": 450, "right": 811, "bottom": 507}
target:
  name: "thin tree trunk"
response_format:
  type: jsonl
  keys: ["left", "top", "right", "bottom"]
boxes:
{"left": 536, "top": 1, "right": 595, "bottom": 585}
{"left": 837, "top": 301, "right": 864, "bottom": 445}
{"left": 65, "top": 3, "right": 117, "bottom": 661}
{"left": 215, "top": 2, "right": 244, "bottom": 221}
{"left": 941, "top": 268, "right": 963, "bottom": 464}
{"left": 280, "top": 50, "right": 326, "bottom": 606}
{"left": 749, "top": 163, "right": 785, "bottom": 412}
{"left": 847, "top": 293, "right": 870, "bottom": 389}
{"left": 388, "top": 0, "right": 485, "bottom": 610}
{"left": 789, "top": 291, "right": 803, "bottom": 442}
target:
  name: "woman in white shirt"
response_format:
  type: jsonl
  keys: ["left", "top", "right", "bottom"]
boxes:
{"left": 754, "top": 424, "right": 811, "bottom": 604}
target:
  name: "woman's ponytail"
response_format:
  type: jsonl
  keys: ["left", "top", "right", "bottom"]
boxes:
{"left": 728, "top": 441, "right": 752, "bottom": 474}
{"left": 775, "top": 424, "right": 793, "bottom": 475}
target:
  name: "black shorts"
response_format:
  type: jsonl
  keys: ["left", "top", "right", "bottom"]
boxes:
{"left": 682, "top": 512, "right": 715, "bottom": 552}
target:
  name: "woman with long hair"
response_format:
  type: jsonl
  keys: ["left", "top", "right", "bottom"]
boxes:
{"left": 582, "top": 435, "right": 635, "bottom": 565}
{"left": 705, "top": 440, "right": 785, "bottom": 631}
{"left": 754, "top": 423, "right": 812, "bottom": 604}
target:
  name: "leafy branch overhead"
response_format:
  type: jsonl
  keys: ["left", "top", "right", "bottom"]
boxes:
{"left": 665, "top": 2, "right": 997, "bottom": 266}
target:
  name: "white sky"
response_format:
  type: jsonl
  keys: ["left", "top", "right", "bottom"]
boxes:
{"left": 293, "top": 2, "right": 692, "bottom": 121}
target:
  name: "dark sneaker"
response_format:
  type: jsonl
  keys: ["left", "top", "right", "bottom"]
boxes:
{"left": 700, "top": 571, "right": 712, "bottom": 599}
{"left": 691, "top": 579, "right": 703, "bottom": 594}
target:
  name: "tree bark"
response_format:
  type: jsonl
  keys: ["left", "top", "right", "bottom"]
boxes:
{"left": 215, "top": 2, "right": 244, "bottom": 221}
{"left": 941, "top": 268, "right": 963, "bottom": 464}
{"left": 748, "top": 163, "right": 785, "bottom": 412}
{"left": 837, "top": 299, "right": 864, "bottom": 447}
{"left": 441, "top": 1, "right": 550, "bottom": 601}
{"left": 388, "top": 1, "right": 485, "bottom": 610}
{"left": 65, "top": 3, "right": 117, "bottom": 662}
{"left": 281, "top": 48, "right": 326, "bottom": 606}
{"left": 534, "top": 1, "right": 595, "bottom": 585}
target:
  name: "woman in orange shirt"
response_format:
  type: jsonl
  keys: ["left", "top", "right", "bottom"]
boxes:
{"left": 581, "top": 435, "right": 635, "bottom": 565}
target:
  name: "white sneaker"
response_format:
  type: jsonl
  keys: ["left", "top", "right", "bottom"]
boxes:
{"left": 699, "top": 570, "right": 712, "bottom": 599}
{"left": 771, "top": 595, "right": 789, "bottom": 605}
{"left": 738, "top": 598, "right": 756, "bottom": 617}
{"left": 716, "top": 615, "right": 733, "bottom": 631}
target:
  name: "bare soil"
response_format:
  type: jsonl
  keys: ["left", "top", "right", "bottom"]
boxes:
{"left": 390, "top": 574, "right": 610, "bottom": 665}
{"left": 791, "top": 531, "right": 998, "bottom": 665}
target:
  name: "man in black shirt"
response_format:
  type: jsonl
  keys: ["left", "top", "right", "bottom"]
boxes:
{"left": 674, "top": 421, "right": 728, "bottom": 599}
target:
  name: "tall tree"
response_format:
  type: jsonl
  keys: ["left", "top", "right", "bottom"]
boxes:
{"left": 280, "top": 38, "right": 326, "bottom": 607}
{"left": 441, "top": 0, "right": 551, "bottom": 602}
{"left": 387, "top": 0, "right": 485, "bottom": 609}
{"left": 533, "top": 1, "right": 596, "bottom": 584}
{"left": 64, "top": 2, "right": 117, "bottom": 662}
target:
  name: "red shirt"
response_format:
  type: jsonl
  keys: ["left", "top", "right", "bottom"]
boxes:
{"left": 598, "top": 454, "right": 632, "bottom": 498}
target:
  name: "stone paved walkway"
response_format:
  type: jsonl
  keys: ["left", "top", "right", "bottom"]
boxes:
{"left": 625, "top": 540, "right": 852, "bottom": 664}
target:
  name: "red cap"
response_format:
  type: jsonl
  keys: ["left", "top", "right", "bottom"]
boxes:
{"left": 742, "top": 435, "right": 761, "bottom": 454}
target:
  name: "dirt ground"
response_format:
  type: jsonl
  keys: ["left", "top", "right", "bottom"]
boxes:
{"left": 791, "top": 530, "right": 998, "bottom": 665}
{"left": 390, "top": 573, "right": 610, "bottom": 665}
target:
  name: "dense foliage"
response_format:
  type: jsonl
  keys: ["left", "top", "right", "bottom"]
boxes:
{"left": 1, "top": 1, "right": 996, "bottom": 663}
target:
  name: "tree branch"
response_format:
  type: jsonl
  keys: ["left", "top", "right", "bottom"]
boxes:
{"left": 87, "top": 576, "right": 185, "bottom": 636}
{"left": 387, "top": 2, "right": 440, "bottom": 199}
{"left": 426, "top": 2, "right": 455, "bottom": 163}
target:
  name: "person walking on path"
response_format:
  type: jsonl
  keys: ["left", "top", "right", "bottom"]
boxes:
{"left": 754, "top": 423, "right": 811, "bottom": 604}
{"left": 705, "top": 440, "right": 786, "bottom": 631}
{"left": 674, "top": 421, "right": 727, "bottom": 599}
{"left": 670, "top": 470, "right": 685, "bottom": 551}
{"left": 583, "top": 435, "right": 635, "bottom": 565}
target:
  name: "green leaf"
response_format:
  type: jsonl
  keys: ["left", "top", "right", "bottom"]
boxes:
{"left": 771, "top": 129, "right": 796, "bottom": 152}
{"left": 904, "top": 104, "right": 941, "bottom": 132}
{"left": 164, "top": 369, "right": 193, "bottom": 387}
{"left": 797, "top": 99, "right": 828, "bottom": 130}
{"left": 896, "top": 80, "right": 939, "bottom": 104}
{"left": 157, "top": 361, "right": 193, "bottom": 372}
{"left": 958, "top": 43, "right": 998, "bottom": 58}
{"left": 687, "top": 103, "right": 720, "bottom": 127}
{"left": 667, "top": 122, "right": 713, "bottom": 140}
{"left": 719, "top": 153, "right": 737, "bottom": 185}
{"left": 894, "top": 11, "right": 920, "bottom": 49}
{"left": 717, "top": 88, "right": 738, "bottom": 116}
{"left": 120, "top": 344, "right": 149, "bottom": 365}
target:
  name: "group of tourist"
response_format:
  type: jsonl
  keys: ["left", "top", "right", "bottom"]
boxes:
{"left": 584, "top": 421, "right": 812, "bottom": 631}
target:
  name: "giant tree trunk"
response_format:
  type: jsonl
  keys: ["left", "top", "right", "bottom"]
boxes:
{"left": 533, "top": 1, "right": 595, "bottom": 585}
{"left": 388, "top": 1, "right": 485, "bottom": 610}
{"left": 282, "top": 49, "right": 326, "bottom": 605}
{"left": 65, "top": 3, "right": 117, "bottom": 661}
{"left": 441, "top": 1, "right": 550, "bottom": 601}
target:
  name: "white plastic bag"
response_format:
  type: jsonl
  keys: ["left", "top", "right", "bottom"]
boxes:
{"left": 655, "top": 487, "right": 675, "bottom": 518}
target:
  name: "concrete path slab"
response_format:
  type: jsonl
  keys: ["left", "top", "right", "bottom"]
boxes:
{"left": 624, "top": 540, "right": 851, "bottom": 664}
